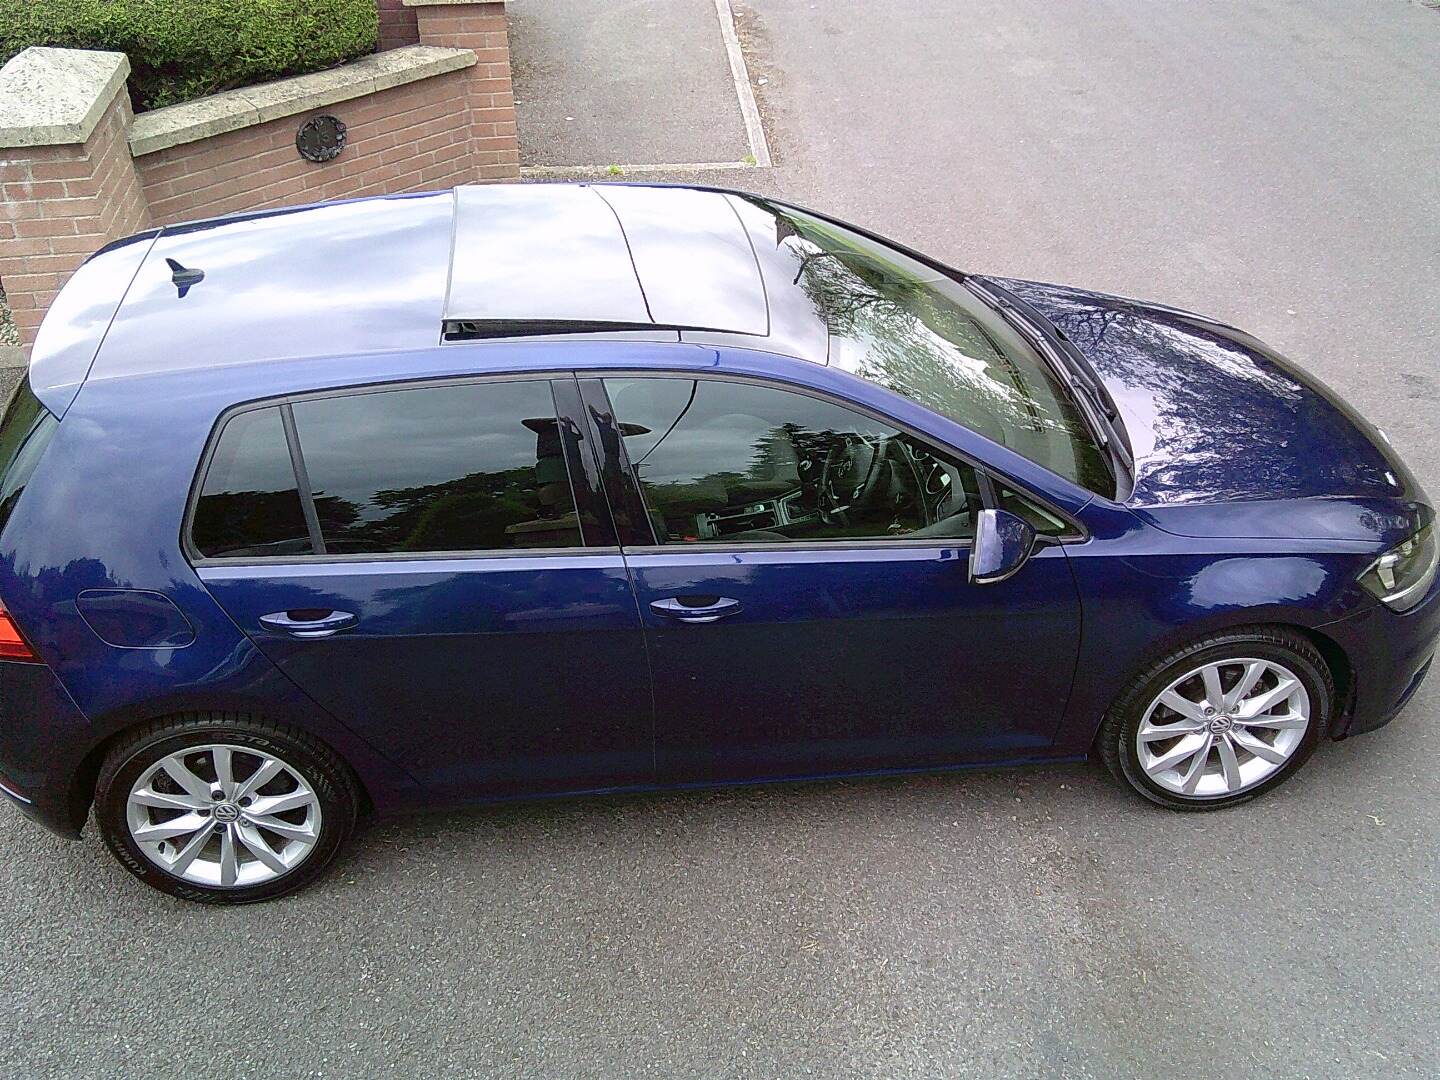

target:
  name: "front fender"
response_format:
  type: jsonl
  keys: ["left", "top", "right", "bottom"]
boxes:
{"left": 1052, "top": 503, "right": 1377, "bottom": 751}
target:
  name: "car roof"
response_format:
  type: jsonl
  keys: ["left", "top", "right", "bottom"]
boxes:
{"left": 28, "top": 184, "right": 831, "bottom": 416}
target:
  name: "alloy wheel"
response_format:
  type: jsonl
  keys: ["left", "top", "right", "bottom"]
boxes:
{"left": 1136, "top": 658, "right": 1311, "bottom": 798}
{"left": 125, "top": 743, "right": 323, "bottom": 887}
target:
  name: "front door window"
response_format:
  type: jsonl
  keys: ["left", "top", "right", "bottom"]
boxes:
{"left": 605, "top": 377, "right": 983, "bottom": 545}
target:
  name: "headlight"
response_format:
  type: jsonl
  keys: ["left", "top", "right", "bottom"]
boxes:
{"left": 1359, "top": 524, "right": 1437, "bottom": 612}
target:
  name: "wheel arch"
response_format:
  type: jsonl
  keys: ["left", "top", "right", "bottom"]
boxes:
{"left": 1079, "top": 612, "right": 1355, "bottom": 750}
{"left": 67, "top": 709, "right": 377, "bottom": 835}
{"left": 1291, "top": 624, "right": 1354, "bottom": 738}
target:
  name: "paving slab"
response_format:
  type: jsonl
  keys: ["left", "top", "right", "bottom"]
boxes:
{"left": 509, "top": 0, "right": 753, "bottom": 166}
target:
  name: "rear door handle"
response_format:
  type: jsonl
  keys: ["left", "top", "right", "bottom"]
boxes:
{"left": 258, "top": 610, "right": 358, "bottom": 639}
{"left": 649, "top": 596, "right": 743, "bottom": 624}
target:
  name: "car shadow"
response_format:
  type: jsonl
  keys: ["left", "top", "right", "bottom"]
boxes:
{"left": 343, "top": 757, "right": 1116, "bottom": 873}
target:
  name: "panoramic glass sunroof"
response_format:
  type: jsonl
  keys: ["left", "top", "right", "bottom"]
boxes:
{"left": 445, "top": 185, "right": 768, "bottom": 338}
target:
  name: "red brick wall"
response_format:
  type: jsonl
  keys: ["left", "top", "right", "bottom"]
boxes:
{"left": 377, "top": 0, "right": 420, "bottom": 51}
{"left": 137, "top": 69, "right": 478, "bottom": 225}
{"left": 1, "top": 1, "right": 520, "bottom": 352}
{"left": 414, "top": 2, "right": 518, "bottom": 181}
{"left": 0, "top": 92, "right": 152, "bottom": 344}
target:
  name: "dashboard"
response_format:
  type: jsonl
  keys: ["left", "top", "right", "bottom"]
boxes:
{"left": 660, "top": 436, "right": 978, "bottom": 543}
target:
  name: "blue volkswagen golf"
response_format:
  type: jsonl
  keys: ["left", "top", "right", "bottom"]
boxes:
{"left": 0, "top": 184, "right": 1434, "bottom": 902}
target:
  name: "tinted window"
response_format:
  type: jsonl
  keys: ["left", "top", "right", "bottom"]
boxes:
{"left": 193, "top": 407, "right": 313, "bottom": 558}
{"left": 0, "top": 378, "right": 59, "bottom": 535}
{"left": 994, "top": 483, "right": 1070, "bottom": 537}
{"left": 739, "top": 198, "right": 1114, "bottom": 497}
{"left": 292, "top": 380, "right": 582, "bottom": 554}
{"left": 607, "top": 377, "right": 982, "bottom": 545}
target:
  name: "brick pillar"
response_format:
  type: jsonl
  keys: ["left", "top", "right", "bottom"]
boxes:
{"left": 0, "top": 48, "right": 152, "bottom": 354}
{"left": 377, "top": 0, "right": 421, "bottom": 51}
{"left": 405, "top": 0, "right": 520, "bottom": 181}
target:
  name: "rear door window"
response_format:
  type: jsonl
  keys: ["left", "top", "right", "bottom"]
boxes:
{"left": 290, "top": 380, "right": 583, "bottom": 554}
{"left": 193, "top": 380, "right": 586, "bottom": 559}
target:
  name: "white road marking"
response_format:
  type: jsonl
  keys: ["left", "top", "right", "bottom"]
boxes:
{"left": 522, "top": 0, "right": 773, "bottom": 175}
{"left": 713, "top": 0, "right": 772, "bottom": 167}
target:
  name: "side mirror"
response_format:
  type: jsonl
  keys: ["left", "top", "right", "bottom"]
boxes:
{"left": 970, "top": 508, "right": 1037, "bottom": 584}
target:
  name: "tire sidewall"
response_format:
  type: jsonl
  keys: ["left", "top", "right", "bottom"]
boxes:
{"left": 1114, "top": 636, "right": 1330, "bottom": 810}
{"left": 96, "top": 723, "right": 354, "bottom": 903}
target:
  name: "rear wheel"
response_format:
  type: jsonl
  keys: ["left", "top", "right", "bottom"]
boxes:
{"left": 1098, "top": 628, "right": 1332, "bottom": 810}
{"left": 95, "top": 715, "right": 357, "bottom": 903}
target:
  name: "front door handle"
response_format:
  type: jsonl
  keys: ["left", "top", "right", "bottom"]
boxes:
{"left": 258, "top": 610, "right": 358, "bottom": 639}
{"left": 649, "top": 596, "right": 743, "bottom": 624}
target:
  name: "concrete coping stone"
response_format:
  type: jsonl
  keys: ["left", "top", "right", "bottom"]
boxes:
{"left": 403, "top": 0, "right": 509, "bottom": 7}
{"left": 128, "top": 45, "right": 477, "bottom": 157}
{"left": 0, "top": 346, "right": 26, "bottom": 369}
{"left": 0, "top": 47, "right": 131, "bottom": 149}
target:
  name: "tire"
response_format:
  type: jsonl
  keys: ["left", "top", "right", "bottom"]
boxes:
{"left": 95, "top": 713, "right": 358, "bottom": 903}
{"left": 1097, "top": 627, "right": 1333, "bottom": 811}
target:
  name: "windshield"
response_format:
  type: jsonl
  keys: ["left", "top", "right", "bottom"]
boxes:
{"left": 751, "top": 200, "right": 1114, "bottom": 496}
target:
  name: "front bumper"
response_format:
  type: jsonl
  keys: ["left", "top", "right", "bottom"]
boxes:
{"left": 1322, "top": 571, "right": 1440, "bottom": 738}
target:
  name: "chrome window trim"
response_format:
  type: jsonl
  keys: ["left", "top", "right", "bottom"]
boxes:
{"left": 192, "top": 546, "right": 626, "bottom": 570}
{"left": 182, "top": 362, "right": 1091, "bottom": 566}
{"left": 618, "top": 540, "right": 974, "bottom": 557}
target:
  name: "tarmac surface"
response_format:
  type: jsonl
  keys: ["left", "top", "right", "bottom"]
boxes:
{"left": 2, "top": 2, "right": 1439, "bottom": 1076}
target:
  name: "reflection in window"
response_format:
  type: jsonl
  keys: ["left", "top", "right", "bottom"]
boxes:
{"left": 292, "top": 381, "right": 583, "bottom": 553}
{"left": 607, "top": 377, "right": 982, "bottom": 545}
{"left": 994, "top": 484, "right": 1070, "bottom": 536}
{"left": 0, "top": 379, "right": 59, "bottom": 535}
{"left": 192, "top": 407, "right": 313, "bottom": 558}
{"left": 740, "top": 199, "right": 1114, "bottom": 497}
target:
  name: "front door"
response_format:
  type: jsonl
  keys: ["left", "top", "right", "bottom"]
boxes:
{"left": 191, "top": 375, "right": 654, "bottom": 800}
{"left": 592, "top": 374, "right": 1082, "bottom": 783}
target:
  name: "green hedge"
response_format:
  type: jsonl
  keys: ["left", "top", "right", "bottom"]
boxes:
{"left": 0, "top": 0, "right": 379, "bottom": 111}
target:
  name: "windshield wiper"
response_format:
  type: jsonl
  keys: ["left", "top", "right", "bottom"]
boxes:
{"left": 965, "top": 278, "right": 1133, "bottom": 474}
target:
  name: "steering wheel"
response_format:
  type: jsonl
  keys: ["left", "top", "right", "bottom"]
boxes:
{"left": 817, "top": 435, "right": 889, "bottom": 525}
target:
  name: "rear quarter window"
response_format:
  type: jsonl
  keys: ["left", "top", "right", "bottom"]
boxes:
{"left": 0, "top": 378, "right": 60, "bottom": 536}
{"left": 191, "top": 407, "right": 313, "bottom": 559}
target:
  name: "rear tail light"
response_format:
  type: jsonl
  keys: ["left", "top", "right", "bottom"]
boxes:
{"left": 0, "top": 599, "right": 39, "bottom": 662}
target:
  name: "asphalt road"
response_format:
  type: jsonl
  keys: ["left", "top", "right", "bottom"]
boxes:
{"left": 3, "top": 2, "right": 1439, "bottom": 1077}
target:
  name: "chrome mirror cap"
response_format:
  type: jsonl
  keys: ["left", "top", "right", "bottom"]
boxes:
{"left": 970, "top": 508, "right": 1037, "bottom": 584}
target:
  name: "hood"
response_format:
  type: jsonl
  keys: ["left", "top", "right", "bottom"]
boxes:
{"left": 988, "top": 279, "right": 1425, "bottom": 536}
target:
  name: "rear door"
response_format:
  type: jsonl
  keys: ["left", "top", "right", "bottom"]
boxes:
{"left": 191, "top": 374, "right": 654, "bottom": 801}
{"left": 585, "top": 374, "right": 1082, "bottom": 783}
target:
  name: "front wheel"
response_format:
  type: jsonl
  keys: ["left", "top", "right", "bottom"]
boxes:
{"left": 95, "top": 714, "right": 358, "bottom": 903}
{"left": 1098, "top": 628, "right": 1333, "bottom": 810}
